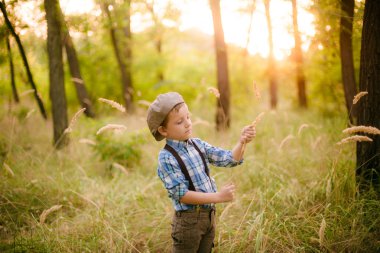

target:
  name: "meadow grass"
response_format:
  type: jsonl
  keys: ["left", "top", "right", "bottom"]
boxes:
{"left": 1, "top": 101, "right": 379, "bottom": 252}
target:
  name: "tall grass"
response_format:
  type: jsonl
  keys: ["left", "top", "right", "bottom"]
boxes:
{"left": 1, "top": 102, "right": 379, "bottom": 252}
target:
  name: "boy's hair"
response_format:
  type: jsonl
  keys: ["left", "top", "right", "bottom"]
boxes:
{"left": 161, "top": 102, "right": 185, "bottom": 127}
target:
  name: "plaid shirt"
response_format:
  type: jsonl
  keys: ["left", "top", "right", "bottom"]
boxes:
{"left": 157, "top": 138, "right": 242, "bottom": 211}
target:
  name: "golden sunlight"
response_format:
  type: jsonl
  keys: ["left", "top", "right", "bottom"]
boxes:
{"left": 18, "top": 0, "right": 315, "bottom": 60}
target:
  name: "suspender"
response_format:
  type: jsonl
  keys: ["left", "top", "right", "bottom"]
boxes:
{"left": 164, "top": 140, "right": 210, "bottom": 192}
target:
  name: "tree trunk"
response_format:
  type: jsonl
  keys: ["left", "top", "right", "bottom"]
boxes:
{"left": 264, "top": 0, "right": 278, "bottom": 109}
{"left": 210, "top": 0, "right": 230, "bottom": 130}
{"left": 44, "top": 0, "right": 68, "bottom": 148}
{"left": 292, "top": 0, "right": 307, "bottom": 108}
{"left": 340, "top": 0, "right": 358, "bottom": 124}
{"left": 0, "top": 1, "right": 47, "bottom": 118}
{"left": 5, "top": 32, "right": 18, "bottom": 103}
{"left": 356, "top": 0, "right": 380, "bottom": 193}
{"left": 102, "top": 2, "right": 133, "bottom": 112}
{"left": 58, "top": 6, "right": 95, "bottom": 118}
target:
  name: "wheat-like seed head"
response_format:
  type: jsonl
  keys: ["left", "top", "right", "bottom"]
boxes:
{"left": 337, "top": 135, "right": 373, "bottom": 145}
{"left": 137, "top": 100, "right": 152, "bottom": 107}
{"left": 112, "top": 162, "right": 129, "bottom": 176}
{"left": 78, "top": 138, "right": 97, "bottom": 146}
{"left": 353, "top": 91, "right": 368, "bottom": 104}
{"left": 64, "top": 108, "right": 86, "bottom": 134}
{"left": 40, "top": 205, "right": 62, "bottom": 224}
{"left": 279, "top": 134, "right": 294, "bottom": 149}
{"left": 253, "top": 81, "right": 261, "bottom": 100}
{"left": 3, "top": 162, "right": 14, "bottom": 177}
{"left": 20, "top": 89, "right": 35, "bottom": 97}
{"left": 207, "top": 87, "right": 220, "bottom": 98}
{"left": 318, "top": 218, "right": 326, "bottom": 247}
{"left": 297, "top": 124, "right": 310, "bottom": 136}
{"left": 96, "top": 124, "right": 127, "bottom": 135}
{"left": 342, "top": 126, "right": 380, "bottom": 135}
{"left": 98, "top": 98, "right": 126, "bottom": 112}
{"left": 251, "top": 112, "right": 265, "bottom": 127}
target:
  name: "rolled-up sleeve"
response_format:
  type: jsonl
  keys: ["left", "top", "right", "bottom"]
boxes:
{"left": 193, "top": 138, "right": 243, "bottom": 167}
{"left": 157, "top": 151, "right": 189, "bottom": 201}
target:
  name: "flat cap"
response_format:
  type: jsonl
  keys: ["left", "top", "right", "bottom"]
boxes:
{"left": 147, "top": 92, "right": 184, "bottom": 141}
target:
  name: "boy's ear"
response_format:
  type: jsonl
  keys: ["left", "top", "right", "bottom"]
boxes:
{"left": 157, "top": 126, "right": 167, "bottom": 137}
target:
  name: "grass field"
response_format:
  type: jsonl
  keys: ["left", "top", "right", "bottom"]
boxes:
{"left": 1, "top": 100, "right": 379, "bottom": 252}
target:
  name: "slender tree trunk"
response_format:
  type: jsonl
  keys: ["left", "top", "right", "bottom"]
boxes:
{"left": 340, "top": 0, "right": 358, "bottom": 124}
{"left": 5, "top": 32, "right": 18, "bottom": 103}
{"left": 356, "top": 0, "right": 380, "bottom": 193}
{"left": 122, "top": 0, "right": 134, "bottom": 111}
{"left": 210, "top": 0, "right": 230, "bottom": 130}
{"left": 264, "top": 0, "right": 278, "bottom": 109}
{"left": 45, "top": 0, "right": 68, "bottom": 148}
{"left": 292, "top": 0, "right": 307, "bottom": 108}
{"left": 102, "top": 2, "right": 133, "bottom": 112}
{"left": 0, "top": 1, "right": 47, "bottom": 118}
{"left": 58, "top": 6, "right": 95, "bottom": 118}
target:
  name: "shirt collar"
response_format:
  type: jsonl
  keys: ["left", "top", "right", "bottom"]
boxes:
{"left": 166, "top": 138, "right": 191, "bottom": 150}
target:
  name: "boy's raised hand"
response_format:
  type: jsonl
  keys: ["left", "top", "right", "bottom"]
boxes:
{"left": 240, "top": 125, "right": 256, "bottom": 144}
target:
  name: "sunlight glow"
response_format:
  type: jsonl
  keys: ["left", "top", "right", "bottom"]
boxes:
{"left": 16, "top": 0, "right": 315, "bottom": 60}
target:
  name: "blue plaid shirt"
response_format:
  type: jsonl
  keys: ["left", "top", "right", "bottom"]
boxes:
{"left": 157, "top": 138, "right": 242, "bottom": 211}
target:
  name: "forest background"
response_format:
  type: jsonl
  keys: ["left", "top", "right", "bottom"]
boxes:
{"left": 1, "top": 0, "right": 379, "bottom": 252}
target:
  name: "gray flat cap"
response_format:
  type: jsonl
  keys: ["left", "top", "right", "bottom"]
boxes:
{"left": 147, "top": 92, "right": 184, "bottom": 141}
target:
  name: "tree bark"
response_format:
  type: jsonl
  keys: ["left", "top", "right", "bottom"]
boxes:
{"left": 292, "top": 0, "right": 307, "bottom": 108}
{"left": 264, "top": 0, "right": 278, "bottom": 109}
{"left": 340, "top": 0, "right": 358, "bottom": 124}
{"left": 210, "top": 0, "right": 230, "bottom": 130}
{"left": 44, "top": 0, "right": 69, "bottom": 148}
{"left": 5, "top": 32, "right": 18, "bottom": 103}
{"left": 356, "top": 0, "right": 380, "bottom": 193}
{"left": 58, "top": 6, "right": 95, "bottom": 118}
{"left": 102, "top": 1, "right": 134, "bottom": 112}
{"left": 0, "top": 1, "right": 47, "bottom": 118}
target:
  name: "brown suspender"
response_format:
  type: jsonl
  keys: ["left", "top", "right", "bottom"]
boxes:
{"left": 164, "top": 140, "right": 210, "bottom": 192}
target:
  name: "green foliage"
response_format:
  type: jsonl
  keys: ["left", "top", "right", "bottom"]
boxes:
{"left": 93, "top": 130, "right": 148, "bottom": 169}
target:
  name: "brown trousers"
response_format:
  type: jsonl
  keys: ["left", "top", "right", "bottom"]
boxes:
{"left": 171, "top": 209, "right": 216, "bottom": 253}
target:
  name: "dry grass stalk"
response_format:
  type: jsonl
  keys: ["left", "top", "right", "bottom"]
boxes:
{"left": 253, "top": 81, "right": 261, "bottom": 100}
{"left": 353, "top": 91, "right": 368, "bottom": 104}
{"left": 25, "top": 109, "right": 36, "bottom": 119}
{"left": 337, "top": 135, "right": 373, "bottom": 145}
{"left": 64, "top": 108, "right": 86, "bottom": 134}
{"left": 207, "top": 87, "right": 220, "bottom": 98}
{"left": 3, "top": 163, "right": 14, "bottom": 177}
{"left": 279, "top": 134, "right": 294, "bottom": 149}
{"left": 20, "top": 89, "right": 35, "bottom": 97}
{"left": 137, "top": 100, "right": 151, "bottom": 107}
{"left": 298, "top": 124, "right": 310, "bottom": 136}
{"left": 112, "top": 162, "right": 129, "bottom": 176}
{"left": 251, "top": 112, "right": 265, "bottom": 127}
{"left": 79, "top": 138, "right": 96, "bottom": 146}
{"left": 39, "top": 205, "right": 62, "bottom": 224}
{"left": 318, "top": 218, "right": 326, "bottom": 247}
{"left": 71, "top": 77, "right": 84, "bottom": 84}
{"left": 96, "top": 124, "right": 127, "bottom": 135}
{"left": 342, "top": 126, "right": 380, "bottom": 135}
{"left": 98, "top": 98, "right": 126, "bottom": 112}
{"left": 239, "top": 112, "right": 265, "bottom": 160}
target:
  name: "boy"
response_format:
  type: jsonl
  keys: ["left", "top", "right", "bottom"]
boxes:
{"left": 147, "top": 92, "right": 255, "bottom": 252}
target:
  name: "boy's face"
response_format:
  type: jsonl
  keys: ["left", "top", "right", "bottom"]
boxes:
{"left": 158, "top": 103, "right": 192, "bottom": 141}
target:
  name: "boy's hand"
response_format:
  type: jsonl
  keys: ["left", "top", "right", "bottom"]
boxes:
{"left": 218, "top": 184, "right": 236, "bottom": 202}
{"left": 240, "top": 125, "right": 256, "bottom": 144}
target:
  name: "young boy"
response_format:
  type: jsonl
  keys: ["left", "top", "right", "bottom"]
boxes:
{"left": 147, "top": 92, "right": 255, "bottom": 252}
